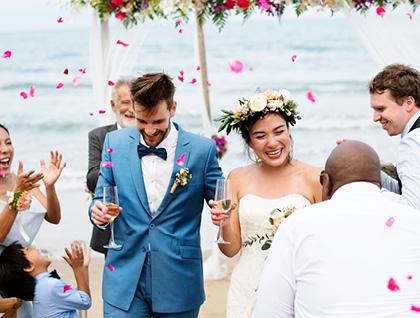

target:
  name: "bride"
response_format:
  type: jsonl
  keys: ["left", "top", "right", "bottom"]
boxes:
{"left": 212, "top": 89, "right": 322, "bottom": 317}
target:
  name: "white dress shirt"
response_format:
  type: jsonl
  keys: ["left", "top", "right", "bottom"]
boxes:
{"left": 382, "top": 111, "right": 420, "bottom": 210}
{"left": 253, "top": 182, "right": 420, "bottom": 318}
{"left": 139, "top": 123, "right": 178, "bottom": 214}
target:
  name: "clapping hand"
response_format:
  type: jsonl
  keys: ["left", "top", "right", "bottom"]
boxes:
{"left": 14, "top": 161, "right": 43, "bottom": 192}
{"left": 40, "top": 150, "right": 66, "bottom": 188}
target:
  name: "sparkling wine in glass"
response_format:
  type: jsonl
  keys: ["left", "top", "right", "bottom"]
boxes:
{"left": 214, "top": 179, "right": 232, "bottom": 244}
{"left": 103, "top": 186, "right": 122, "bottom": 249}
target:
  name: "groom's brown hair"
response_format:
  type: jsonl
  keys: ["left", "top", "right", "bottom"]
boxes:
{"left": 130, "top": 72, "right": 176, "bottom": 111}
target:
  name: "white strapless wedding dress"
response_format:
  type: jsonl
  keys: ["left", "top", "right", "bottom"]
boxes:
{"left": 226, "top": 193, "right": 310, "bottom": 318}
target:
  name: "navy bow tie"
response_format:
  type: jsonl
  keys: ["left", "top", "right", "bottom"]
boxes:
{"left": 137, "top": 143, "right": 167, "bottom": 161}
{"left": 49, "top": 269, "right": 61, "bottom": 280}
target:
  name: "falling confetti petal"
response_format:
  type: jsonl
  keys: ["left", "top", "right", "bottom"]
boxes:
{"left": 116, "top": 40, "right": 129, "bottom": 47}
{"left": 229, "top": 60, "right": 244, "bottom": 73}
{"left": 56, "top": 83, "right": 64, "bottom": 89}
{"left": 176, "top": 152, "right": 187, "bottom": 166}
{"left": 20, "top": 92, "right": 28, "bottom": 99}
{"left": 387, "top": 277, "right": 400, "bottom": 292}
{"left": 57, "top": 17, "right": 63, "bottom": 23}
{"left": 408, "top": 275, "right": 413, "bottom": 280}
{"left": 179, "top": 70, "right": 184, "bottom": 76}
{"left": 107, "top": 148, "right": 113, "bottom": 153}
{"left": 78, "top": 68, "right": 87, "bottom": 74}
{"left": 376, "top": 6, "right": 386, "bottom": 17}
{"left": 63, "top": 285, "right": 72, "bottom": 293}
{"left": 249, "top": 66, "right": 254, "bottom": 72}
{"left": 406, "top": 13, "right": 413, "bottom": 20}
{"left": 291, "top": 54, "right": 297, "bottom": 62}
{"left": 89, "top": 112, "right": 94, "bottom": 116}
{"left": 98, "top": 109, "right": 106, "bottom": 114}
{"left": 178, "top": 76, "right": 184, "bottom": 83}
{"left": 206, "top": 80, "right": 212, "bottom": 87}
{"left": 0, "top": 170, "right": 4, "bottom": 178}
{"left": 101, "top": 161, "right": 113, "bottom": 168}
{"left": 190, "top": 78, "right": 197, "bottom": 84}
{"left": 108, "top": 80, "right": 115, "bottom": 86}
{"left": 29, "top": 86, "right": 35, "bottom": 97}
{"left": 63, "top": 68, "right": 69, "bottom": 75}
{"left": 411, "top": 305, "right": 420, "bottom": 312}
{"left": 72, "top": 75, "right": 81, "bottom": 87}
{"left": 108, "top": 264, "right": 115, "bottom": 271}
{"left": 307, "top": 91, "right": 316, "bottom": 103}
{"left": 2, "top": 50, "right": 12, "bottom": 58}
{"left": 196, "top": 65, "right": 201, "bottom": 71}
{"left": 176, "top": 18, "right": 182, "bottom": 27}
{"left": 385, "top": 217, "right": 395, "bottom": 227}
{"left": 178, "top": 29, "right": 183, "bottom": 34}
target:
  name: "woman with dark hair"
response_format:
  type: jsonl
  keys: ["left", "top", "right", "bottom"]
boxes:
{"left": 0, "top": 124, "right": 66, "bottom": 317}
{"left": 213, "top": 89, "right": 322, "bottom": 317}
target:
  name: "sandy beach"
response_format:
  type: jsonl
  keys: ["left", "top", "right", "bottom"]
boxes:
{"left": 51, "top": 258, "right": 231, "bottom": 317}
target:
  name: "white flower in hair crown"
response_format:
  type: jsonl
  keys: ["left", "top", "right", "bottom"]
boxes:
{"left": 217, "top": 89, "right": 301, "bottom": 135}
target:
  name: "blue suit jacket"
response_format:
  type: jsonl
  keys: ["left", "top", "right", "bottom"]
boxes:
{"left": 90, "top": 124, "right": 223, "bottom": 312}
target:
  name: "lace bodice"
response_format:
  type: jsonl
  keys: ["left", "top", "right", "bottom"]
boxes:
{"left": 226, "top": 193, "right": 311, "bottom": 318}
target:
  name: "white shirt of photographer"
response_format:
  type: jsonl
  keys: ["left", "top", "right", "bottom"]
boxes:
{"left": 139, "top": 122, "right": 178, "bottom": 214}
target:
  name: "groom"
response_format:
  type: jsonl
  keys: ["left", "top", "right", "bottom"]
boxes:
{"left": 90, "top": 72, "right": 223, "bottom": 317}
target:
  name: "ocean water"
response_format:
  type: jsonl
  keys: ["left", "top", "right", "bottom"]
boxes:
{"left": 0, "top": 15, "right": 400, "bottom": 255}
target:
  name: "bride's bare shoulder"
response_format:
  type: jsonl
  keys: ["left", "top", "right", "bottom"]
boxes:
{"left": 228, "top": 164, "right": 257, "bottom": 181}
{"left": 293, "top": 160, "right": 322, "bottom": 176}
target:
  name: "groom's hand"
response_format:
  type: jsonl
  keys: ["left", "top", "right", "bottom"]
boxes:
{"left": 91, "top": 200, "right": 113, "bottom": 226}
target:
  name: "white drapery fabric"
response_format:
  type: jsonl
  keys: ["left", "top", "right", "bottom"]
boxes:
{"left": 89, "top": 12, "right": 151, "bottom": 126}
{"left": 343, "top": 4, "right": 420, "bottom": 70}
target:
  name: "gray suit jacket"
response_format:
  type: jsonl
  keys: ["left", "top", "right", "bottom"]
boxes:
{"left": 86, "top": 123, "right": 117, "bottom": 254}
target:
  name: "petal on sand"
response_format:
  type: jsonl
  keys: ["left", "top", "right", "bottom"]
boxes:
{"left": 189, "top": 78, "right": 197, "bottom": 84}
{"left": 206, "top": 80, "right": 212, "bottom": 87}
{"left": 178, "top": 29, "right": 183, "bottom": 34}
{"left": 196, "top": 65, "right": 201, "bottom": 71}
{"left": 178, "top": 76, "right": 184, "bottom": 83}
{"left": 406, "top": 13, "right": 413, "bottom": 21}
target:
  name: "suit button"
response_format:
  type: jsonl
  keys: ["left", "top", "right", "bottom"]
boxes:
{"left": 149, "top": 224, "right": 155, "bottom": 229}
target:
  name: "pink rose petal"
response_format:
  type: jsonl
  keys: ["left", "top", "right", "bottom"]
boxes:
{"left": 190, "top": 78, "right": 197, "bottom": 84}
{"left": 176, "top": 152, "right": 187, "bottom": 166}
{"left": 229, "top": 60, "right": 244, "bottom": 73}
{"left": 408, "top": 275, "right": 413, "bottom": 280}
{"left": 108, "top": 80, "right": 115, "bottom": 86}
{"left": 178, "top": 76, "right": 184, "bottom": 83}
{"left": 196, "top": 65, "right": 201, "bottom": 71}
{"left": 98, "top": 109, "right": 106, "bottom": 114}
{"left": 101, "top": 161, "right": 113, "bottom": 168}
{"left": 57, "top": 17, "right": 63, "bottom": 23}
{"left": 376, "top": 6, "right": 385, "bottom": 17}
{"left": 176, "top": 18, "right": 182, "bottom": 27}
{"left": 2, "top": 50, "right": 12, "bottom": 58}
{"left": 63, "top": 68, "right": 69, "bottom": 75}
{"left": 78, "top": 68, "right": 87, "bottom": 74}
{"left": 116, "top": 40, "right": 129, "bottom": 47}
{"left": 63, "top": 285, "right": 72, "bottom": 293}
{"left": 179, "top": 70, "right": 184, "bottom": 76}
{"left": 56, "top": 83, "right": 64, "bottom": 89}
{"left": 107, "top": 148, "right": 113, "bottom": 153}
{"left": 29, "top": 86, "right": 35, "bottom": 97}
{"left": 115, "top": 12, "right": 127, "bottom": 20}
{"left": 385, "top": 216, "right": 395, "bottom": 227}
{"left": 206, "top": 80, "right": 211, "bottom": 87}
{"left": 387, "top": 277, "right": 400, "bottom": 292}
{"left": 406, "top": 13, "right": 413, "bottom": 21}
{"left": 411, "top": 305, "right": 420, "bottom": 312}
{"left": 178, "top": 29, "right": 183, "bottom": 34}
{"left": 108, "top": 264, "right": 115, "bottom": 271}
{"left": 0, "top": 169, "right": 5, "bottom": 178}
{"left": 20, "top": 91, "right": 28, "bottom": 99}
{"left": 291, "top": 54, "right": 297, "bottom": 62}
{"left": 307, "top": 91, "right": 316, "bottom": 103}
{"left": 72, "top": 75, "right": 81, "bottom": 87}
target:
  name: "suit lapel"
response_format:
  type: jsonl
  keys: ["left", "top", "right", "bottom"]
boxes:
{"left": 154, "top": 125, "right": 191, "bottom": 218}
{"left": 129, "top": 130, "right": 152, "bottom": 217}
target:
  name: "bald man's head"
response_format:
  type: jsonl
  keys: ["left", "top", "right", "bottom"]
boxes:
{"left": 321, "top": 141, "right": 381, "bottom": 200}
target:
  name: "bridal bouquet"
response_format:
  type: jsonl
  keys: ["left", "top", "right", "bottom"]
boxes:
{"left": 243, "top": 206, "right": 296, "bottom": 250}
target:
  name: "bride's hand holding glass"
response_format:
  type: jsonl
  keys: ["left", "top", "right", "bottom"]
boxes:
{"left": 209, "top": 200, "right": 236, "bottom": 227}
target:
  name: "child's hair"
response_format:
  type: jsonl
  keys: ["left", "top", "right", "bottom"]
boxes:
{"left": 0, "top": 242, "right": 35, "bottom": 300}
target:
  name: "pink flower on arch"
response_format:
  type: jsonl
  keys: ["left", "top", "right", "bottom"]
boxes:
{"left": 376, "top": 7, "right": 386, "bottom": 17}
{"left": 115, "top": 12, "right": 127, "bottom": 20}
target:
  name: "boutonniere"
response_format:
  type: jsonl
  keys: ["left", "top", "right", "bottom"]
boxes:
{"left": 170, "top": 168, "right": 192, "bottom": 194}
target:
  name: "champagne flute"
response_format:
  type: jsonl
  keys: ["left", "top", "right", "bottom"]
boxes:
{"left": 214, "top": 179, "right": 232, "bottom": 244}
{"left": 103, "top": 186, "right": 122, "bottom": 249}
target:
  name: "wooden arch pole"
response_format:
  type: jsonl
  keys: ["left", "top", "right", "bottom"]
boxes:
{"left": 194, "top": 1, "right": 212, "bottom": 129}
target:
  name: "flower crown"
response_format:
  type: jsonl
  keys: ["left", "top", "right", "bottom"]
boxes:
{"left": 218, "top": 89, "right": 301, "bottom": 135}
